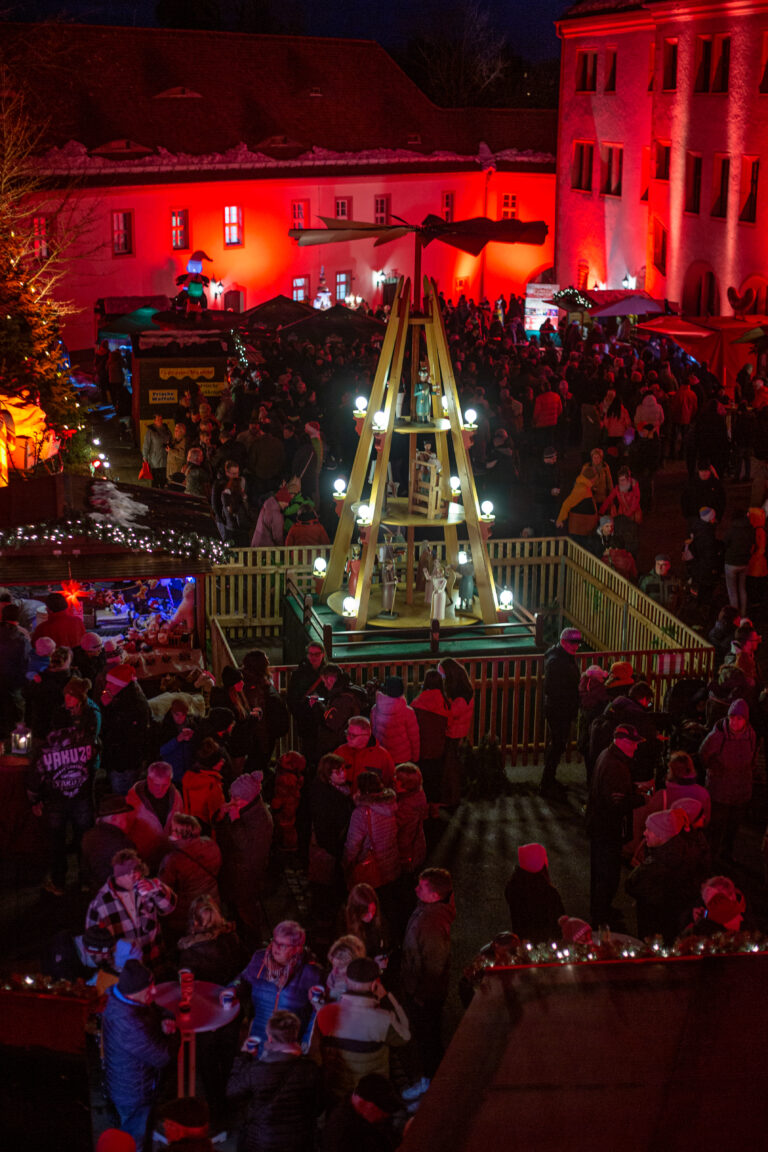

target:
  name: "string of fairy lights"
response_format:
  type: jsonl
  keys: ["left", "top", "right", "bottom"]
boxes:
{"left": 0, "top": 514, "right": 229, "bottom": 564}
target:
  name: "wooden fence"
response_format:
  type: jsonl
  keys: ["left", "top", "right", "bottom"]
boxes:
{"left": 209, "top": 618, "right": 714, "bottom": 767}
{"left": 205, "top": 536, "right": 569, "bottom": 636}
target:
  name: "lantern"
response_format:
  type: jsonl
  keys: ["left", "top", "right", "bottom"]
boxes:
{"left": 10, "top": 722, "right": 32, "bottom": 756}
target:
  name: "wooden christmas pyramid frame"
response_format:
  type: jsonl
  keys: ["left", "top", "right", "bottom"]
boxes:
{"left": 321, "top": 276, "right": 499, "bottom": 630}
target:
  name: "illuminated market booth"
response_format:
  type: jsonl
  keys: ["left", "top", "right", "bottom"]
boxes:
{"left": 0, "top": 474, "right": 226, "bottom": 857}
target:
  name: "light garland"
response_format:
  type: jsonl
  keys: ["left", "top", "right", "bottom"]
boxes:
{"left": 552, "top": 287, "right": 594, "bottom": 311}
{"left": 0, "top": 515, "right": 229, "bottom": 564}
{"left": 465, "top": 930, "right": 768, "bottom": 985}
{"left": 1, "top": 973, "right": 97, "bottom": 999}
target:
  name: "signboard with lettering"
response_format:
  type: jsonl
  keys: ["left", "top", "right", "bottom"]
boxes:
{"left": 525, "top": 282, "right": 560, "bottom": 335}
{"left": 148, "top": 389, "right": 178, "bottom": 405}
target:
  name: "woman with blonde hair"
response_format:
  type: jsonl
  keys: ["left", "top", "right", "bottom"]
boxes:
{"left": 177, "top": 894, "right": 246, "bottom": 984}
{"left": 325, "top": 934, "right": 366, "bottom": 1000}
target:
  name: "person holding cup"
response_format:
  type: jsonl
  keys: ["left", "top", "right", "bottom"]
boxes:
{"left": 85, "top": 848, "right": 176, "bottom": 969}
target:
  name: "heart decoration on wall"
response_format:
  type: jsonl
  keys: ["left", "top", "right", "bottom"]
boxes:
{"left": 727, "top": 286, "right": 756, "bottom": 314}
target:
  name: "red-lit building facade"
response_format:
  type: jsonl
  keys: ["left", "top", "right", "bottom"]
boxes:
{"left": 555, "top": 0, "right": 768, "bottom": 315}
{"left": 12, "top": 24, "right": 556, "bottom": 352}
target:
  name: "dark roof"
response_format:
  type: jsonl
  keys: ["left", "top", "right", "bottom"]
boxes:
{"left": 1, "top": 22, "right": 556, "bottom": 169}
{"left": 559, "top": 0, "right": 651, "bottom": 18}
{"left": 0, "top": 474, "right": 225, "bottom": 582}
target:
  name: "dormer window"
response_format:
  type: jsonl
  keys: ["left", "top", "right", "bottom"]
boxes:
{"left": 154, "top": 87, "right": 202, "bottom": 99}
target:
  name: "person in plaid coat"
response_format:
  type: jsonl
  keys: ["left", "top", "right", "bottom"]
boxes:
{"left": 85, "top": 848, "right": 176, "bottom": 969}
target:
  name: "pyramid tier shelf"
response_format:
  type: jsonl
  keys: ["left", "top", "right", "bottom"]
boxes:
{"left": 327, "top": 587, "right": 481, "bottom": 628}
{"left": 392, "top": 418, "right": 452, "bottom": 434}
{"left": 353, "top": 497, "right": 466, "bottom": 528}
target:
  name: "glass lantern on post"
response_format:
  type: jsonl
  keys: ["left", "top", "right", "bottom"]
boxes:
{"left": 10, "top": 722, "right": 32, "bottom": 757}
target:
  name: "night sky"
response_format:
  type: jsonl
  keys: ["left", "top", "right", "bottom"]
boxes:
{"left": 6, "top": 0, "right": 566, "bottom": 59}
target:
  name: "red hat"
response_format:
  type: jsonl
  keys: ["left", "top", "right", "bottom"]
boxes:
{"left": 705, "top": 891, "right": 745, "bottom": 927}
{"left": 518, "top": 843, "right": 548, "bottom": 873}
{"left": 275, "top": 486, "right": 292, "bottom": 504}
{"left": 106, "top": 664, "right": 135, "bottom": 692}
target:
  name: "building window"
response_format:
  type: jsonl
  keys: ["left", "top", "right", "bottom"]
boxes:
{"left": 684, "top": 153, "right": 702, "bottom": 214}
{"left": 694, "top": 37, "right": 713, "bottom": 92}
{"left": 292, "top": 275, "right": 310, "bottom": 302}
{"left": 640, "top": 146, "right": 650, "bottom": 201}
{"left": 662, "top": 39, "right": 678, "bottom": 90}
{"left": 600, "top": 145, "right": 623, "bottom": 196}
{"left": 604, "top": 49, "right": 617, "bottom": 92}
{"left": 711, "top": 154, "right": 730, "bottom": 218}
{"left": 648, "top": 42, "right": 655, "bottom": 91}
{"left": 653, "top": 218, "right": 667, "bottom": 275}
{"left": 171, "top": 208, "right": 188, "bottom": 250}
{"left": 291, "top": 200, "right": 310, "bottom": 231}
{"left": 374, "top": 195, "right": 390, "bottom": 225}
{"left": 712, "top": 36, "right": 730, "bottom": 92}
{"left": 500, "top": 193, "right": 517, "bottom": 219}
{"left": 572, "top": 142, "right": 594, "bottom": 192}
{"left": 761, "top": 34, "right": 768, "bottom": 92}
{"left": 336, "top": 270, "right": 352, "bottom": 302}
{"left": 575, "top": 50, "right": 597, "bottom": 92}
{"left": 740, "top": 157, "right": 759, "bottom": 223}
{"left": 224, "top": 205, "right": 243, "bottom": 246}
{"left": 335, "top": 197, "right": 351, "bottom": 220}
{"left": 442, "top": 191, "right": 454, "bottom": 222}
{"left": 112, "top": 210, "right": 133, "bottom": 256}
{"left": 32, "top": 215, "right": 51, "bottom": 260}
{"left": 654, "top": 141, "right": 671, "bottom": 181}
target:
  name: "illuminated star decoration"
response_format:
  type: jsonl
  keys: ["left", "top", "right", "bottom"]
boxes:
{"left": 60, "top": 578, "right": 87, "bottom": 610}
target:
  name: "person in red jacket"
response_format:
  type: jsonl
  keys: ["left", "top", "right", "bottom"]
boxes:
{"left": 31, "top": 591, "right": 85, "bottom": 649}
{"left": 437, "top": 659, "right": 475, "bottom": 808}
{"left": 336, "top": 717, "right": 395, "bottom": 792}
{"left": 371, "top": 677, "right": 420, "bottom": 765}
{"left": 412, "top": 669, "right": 451, "bottom": 802}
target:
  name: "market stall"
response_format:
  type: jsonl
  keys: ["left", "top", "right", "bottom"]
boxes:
{"left": 636, "top": 313, "right": 768, "bottom": 394}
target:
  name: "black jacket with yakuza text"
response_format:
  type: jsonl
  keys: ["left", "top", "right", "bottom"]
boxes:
{"left": 27, "top": 726, "right": 97, "bottom": 810}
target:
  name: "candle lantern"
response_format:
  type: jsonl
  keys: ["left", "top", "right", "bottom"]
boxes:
{"left": 10, "top": 722, "right": 32, "bottom": 756}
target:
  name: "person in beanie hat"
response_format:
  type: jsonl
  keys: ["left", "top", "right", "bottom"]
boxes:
{"left": 586, "top": 723, "right": 646, "bottom": 927}
{"left": 32, "top": 591, "right": 86, "bottom": 649}
{"left": 227, "top": 1009, "right": 321, "bottom": 1152}
{"left": 371, "top": 676, "right": 420, "bottom": 765}
{"left": 321, "top": 1073, "right": 401, "bottom": 1152}
{"left": 558, "top": 916, "right": 593, "bottom": 945}
{"left": 214, "top": 771, "right": 273, "bottom": 948}
{"left": 96, "top": 1129, "right": 137, "bottom": 1152}
{"left": 101, "top": 664, "right": 152, "bottom": 795}
{"left": 74, "top": 630, "right": 106, "bottom": 684}
{"left": 699, "top": 698, "right": 757, "bottom": 862}
{"left": 626, "top": 808, "right": 700, "bottom": 941}
{"left": 102, "top": 956, "right": 176, "bottom": 1150}
{"left": 639, "top": 554, "right": 682, "bottom": 612}
{"left": 312, "top": 955, "right": 410, "bottom": 1105}
{"left": 539, "top": 627, "right": 581, "bottom": 799}
{"left": 504, "top": 843, "right": 565, "bottom": 943}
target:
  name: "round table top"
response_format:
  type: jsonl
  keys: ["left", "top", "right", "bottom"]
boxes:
{"left": 154, "top": 979, "right": 239, "bottom": 1033}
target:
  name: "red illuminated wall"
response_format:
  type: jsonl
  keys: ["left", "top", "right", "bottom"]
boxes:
{"left": 556, "top": 0, "right": 768, "bottom": 315}
{"left": 48, "top": 167, "right": 555, "bottom": 351}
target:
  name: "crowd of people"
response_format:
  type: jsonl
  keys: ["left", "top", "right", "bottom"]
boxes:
{"left": 4, "top": 299, "right": 768, "bottom": 1151}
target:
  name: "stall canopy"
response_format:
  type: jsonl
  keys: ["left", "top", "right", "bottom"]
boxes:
{"left": 546, "top": 288, "right": 665, "bottom": 316}
{"left": 0, "top": 474, "right": 226, "bottom": 583}
{"left": 636, "top": 314, "right": 768, "bottom": 393}
{"left": 239, "top": 294, "right": 314, "bottom": 329}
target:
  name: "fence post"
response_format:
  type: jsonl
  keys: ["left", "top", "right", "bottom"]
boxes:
{"left": 323, "top": 624, "right": 333, "bottom": 660}
{"left": 430, "top": 618, "right": 440, "bottom": 654}
{"left": 621, "top": 602, "right": 629, "bottom": 650}
{"left": 557, "top": 551, "right": 566, "bottom": 633}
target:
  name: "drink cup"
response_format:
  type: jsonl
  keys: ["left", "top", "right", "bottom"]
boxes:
{"left": 309, "top": 984, "right": 325, "bottom": 1007}
{"left": 220, "top": 987, "right": 236, "bottom": 1008}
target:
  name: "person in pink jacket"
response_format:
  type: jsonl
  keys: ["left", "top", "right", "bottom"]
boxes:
{"left": 438, "top": 658, "right": 475, "bottom": 809}
{"left": 600, "top": 466, "right": 642, "bottom": 554}
{"left": 371, "top": 677, "right": 420, "bottom": 765}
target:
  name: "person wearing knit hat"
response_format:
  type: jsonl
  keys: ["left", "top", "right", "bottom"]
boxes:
{"left": 504, "top": 843, "right": 565, "bottom": 943}
{"left": 214, "top": 769, "right": 273, "bottom": 945}
{"left": 699, "top": 697, "right": 756, "bottom": 863}
{"left": 558, "top": 915, "right": 593, "bottom": 945}
{"left": 96, "top": 1129, "right": 137, "bottom": 1152}
{"left": 699, "top": 506, "right": 716, "bottom": 522}
{"left": 313, "top": 953, "right": 410, "bottom": 1105}
{"left": 626, "top": 807, "right": 698, "bottom": 941}
{"left": 681, "top": 875, "right": 747, "bottom": 938}
{"left": 102, "top": 957, "right": 175, "bottom": 1149}
{"left": 103, "top": 663, "right": 135, "bottom": 699}
{"left": 250, "top": 483, "right": 291, "bottom": 548}
{"left": 605, "top": 660, "right": 635, "bottom": 691}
